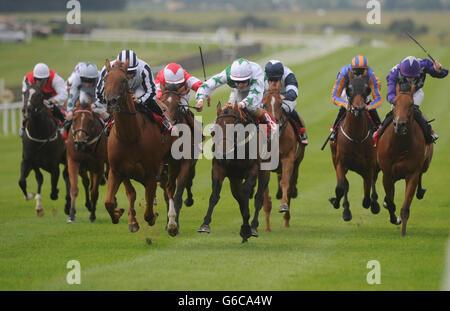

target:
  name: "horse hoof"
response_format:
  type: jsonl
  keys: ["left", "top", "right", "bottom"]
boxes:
{"left": 329, "top": 198, "right": 339, "bottom": 209}
{"left": 167, "top": 223, "right": 179, "bottom": 237}
{"left": 265, "top": 228, "right": 272, "bottom": 233}
{"left": 276, "top": 189, "right": 282, "bottom": 200}
{"left": 90, "top": 215, "right": 96, "bottom": 223}
{"left": 184, "top": 197, "right": 194, "bottom": 207}
{"left": 416, "top": 188, "right": 426, "bottom": 200}
{"left": 145, "top": 213, "right": 158, "bottom": 226}
{"left": 64, "top": 205, "right": 70, "bottom": 216}
{"left": 362, "top": 197, "right": 371, "bottom": 209}
{"left": 66, "top": 216, "right": 75, "bottom": 223}
{"left": 50, "top": 189, "right": 59, "bottom": 201}
{"left": 129, "top": 223, "right": 140, "bottom": 233}
{"left": 390, "top": 217, "right": 401, "bottom": 225}
{"left": 36, "top": 209, "right": 44, "bottom": 217}
{"left": 251, "top": 228, "right": 259, "bottom": 237}
{"left": 85, "top": 202, "right": 92, "bottom": 212}
{"left": 370, "top": 201, "right": 380, "bottom": 214}
{"left": 25, "top": 193, "right": 35, "bottom": 201}
{"left": 342, "top": 209, "right": 352, "bottom": 222}
{"left": 279, "top": 204, "right": 289, "bottom": 213}
{"left": 240, "top": 225, "right": 252, "bottom": 240}
{"left": 197, "top": 224, "right": 210, "bottom": 233}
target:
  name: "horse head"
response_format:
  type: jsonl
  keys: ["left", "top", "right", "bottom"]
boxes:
{"left": 393, "top": 84, "right": 415, "bottom": 136}
{"left": 160, "top": 84, "right": 184, "bottom": 125}
{"left": 263, "top": 80, "right": 284, "bottom": 123}
{"left": 71, "top": 97, "right": 95, "bottom": 152}
{"left": 347, "top": 73, "right": 371, "bottom": 118}
{"left": 23, "top": 81, "right": 46, "bottom": 121}
{"left": 103, "top": 59, "right": 131, "bottom": 113}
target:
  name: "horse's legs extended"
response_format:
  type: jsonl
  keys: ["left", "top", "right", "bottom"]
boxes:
{"left": 279, "top": 155, "right": 294, "bottom": 213}
{"left": 401, "top": 173, "right": 420, "bottom": 236}
{"left": 144, "top": 177, "right": 159, "bottom": 226}
{"left": 79, "top": 169, "right": 91, "bottom": 212}
{"left": 370, "top": 170, "right": 381, "bottom": 214}
{"left": 251, "top": 170, "right": 270, "bottom": 237}
{"left": 89, "top": 171, "right": 101, "bottom": 223}
{"left": 276, "top": 172, "right": 282, "bottom": 200}
{"left": 362, "top": 170, "right": 373, "bottom": 210}
{"left": 230, "top": 177, "right": 252, "bottom": 243}
{"left": 198, "top": 166, "right": 225, "bottom": 233}
{"left": 123, "top": 179, "right": 139, "bottom": 232}
{"left": 34, "top": 168, "right": 44, "bottom": 216}
{"left": 49, "top": 164, "right": 60, "bottom": 201}
{"left": 341, "top": 176, "right": 350, "bottom": 221}
{"left": 330, "top": 162, "right": 348, "bottom": 211}
{"left": 67, "top": 158, "right": 80, "bottom": 223}
{"left": 19, "top": 160, "right": 34, "bottom": 200}
{"left": 416, "top": 173, "right": 426, "bottom": 200}
{"left": 165, "top": 161, "right": 181, "bottom": 237}
{"left": 263, "top": 187, "right": 272, "bottom": 232}
{"left": 173, "top": 160, "right": 192, "bottom": 232}
{"left": 382, "top": 173, "right": 400, "bottom": 225}
{"left": 62, "top": 165, "right": 71, "bottom": 215}
{"left": 104, "top": 170, "right": 125, "bottom": 224}
{"left": 184, "top": 161, "right": 196, "bottom": 207}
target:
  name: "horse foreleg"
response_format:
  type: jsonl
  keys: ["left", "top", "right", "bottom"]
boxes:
{"left": 263, "top": 186, "right": 272, "bottom": 232}
{"left": 123, "top": 179, "right": 138, "bottom": 232}
{"left": 370, "top": 169, "right": 381, "bottom": 214}
{"left": 230, "top": 177, "right": 251, "bottom": 243}
{"left": 416, "top": 173, "right": 426, "bottom": 200}
{"left": 382, "top": 173, "right": 400, "bottom": 226}
{"left": 251, "top": 170, "right": 270, "bottom": 237}
{"left": 173, "top": 160, "right": 192, "bottom": 233}
{"left": 362, "top": 171, "right": 373, "bottom": 210}
{"left": 276, "top": 172, "right": 282, "bottom": 200}
{"left": 144, "top": 177, "right": 158, "bottom": 226}
{"left": 67, "top": 158, "right": 80, "bottom": 223}
{"left": 19, "top": 160, "right": 34, "bottom": 201}
{"left": 62, "top": 165, "right": 71, "bottom": 216}
{"left": 401, "top": 173, "right": 420, "bottom": 236}
{"left": 89, "top": 171, "right": 101, "bottom": 223}
{"left": 279, "top": 155, "right": 294, "bottom": 214}
{"left": 50, "top": 165, "right": 60, "bottom": 201}
{"left": 104, "top": 170, "right": 125, "bottom": 224}
{"left": 330, "top": 162, "right": 347, "bottom": 213}
{"left": 165, "top": 161, "right": 179, "bottom": 237}
{"left": 198, "top": 166, "right": 225, "bottom": 234}
{"left": 184, "top": 161, "right": 196, "bottom": 207}
{"left": 34, "top": 168, "right": 44, "bottom": 217}
{"left": 79, "top": 169, "right": 91, "bottom": 212}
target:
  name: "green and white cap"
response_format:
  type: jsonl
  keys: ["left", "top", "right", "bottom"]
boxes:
{"left": 230, "top": 58, "right": 252, "bottom": 81}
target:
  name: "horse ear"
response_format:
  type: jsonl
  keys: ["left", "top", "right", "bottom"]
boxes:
{"left": 395, "top": 83, "right": 400, "bottom": 95}
{"left": 410, "top": 84, "right": 415, "bottom": 95}
{"left": 217, "top": 101, "right": 222, "bottom": 116}
{"left": 276, "top": 79, "right": 281, "bottom": 91}
{"left": 160, "top": 83, "right": 166, "bottom": 94}
{"left": 105, "top": 59, "right": 111, "bottom": 72}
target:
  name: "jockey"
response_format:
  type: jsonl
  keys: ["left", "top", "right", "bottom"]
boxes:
{"left": 330, "top": 55, "right": 383, "bottom": 141}
{"left": 66, "top": 62, "right": 108, "bottom": 122}
{"left": 264, "top": 59, "right": 308, "bottom": 145}
{"left": 375, "top": 56, "right": 448, "bottom": 145}
{"left": 195, "top": 58, "right": 278, "bottom": 141}
{"left": 20, "top": 63, "right": 68, "bottom": 137}
{"left": 97, "top": 49, "right": 172, "bottom": 133}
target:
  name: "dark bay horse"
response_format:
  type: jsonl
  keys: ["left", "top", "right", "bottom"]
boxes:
{"left": 103, "top": 59, "right": 171, "bottom": 233}
{"left": 377, "top": 84, "right": 433, "bottom": 236}
{"left": 19, "top": 82, "right": 70, "bottom": 216}
{"left": 329, "top": 75, "right": 380, "bottom": 221}
{"left": 66, "top": 100, "right": 107, "bottom": 223}
{"left": 262, "top": 80, "right": 305, "bottom": 229}
{"left": 158, "top": 87, "right": 198, "bottom": 236}
{"left": 197, "top": 102, "right": 270, "bottom": 242}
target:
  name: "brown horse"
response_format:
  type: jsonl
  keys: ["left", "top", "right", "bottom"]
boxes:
{"left": 158, "top": 87, "right": 198, "bottom": 236}
{"left": 103, "top": 59, "right": 171, "bottom": 233}
{"left": 262, "top": 80, "right": 305, "bottom": 230}
{"left": 197, "top": 102, "right": 270, "bottom": 242}
{"left": 66, "top": 99, "right": 107, "bottom": 223}
{"left": 377, "top": 84, "right": 433, "bottom": 236}
{"left": 329, "top": 75, "right": 380, "bottom": 221}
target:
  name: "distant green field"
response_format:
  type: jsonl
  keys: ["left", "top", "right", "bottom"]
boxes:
{"left": 0, "top": 44, "right": 449, "bottom": 290}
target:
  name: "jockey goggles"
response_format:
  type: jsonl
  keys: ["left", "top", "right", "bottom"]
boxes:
{"left": 80, "top": 77, "right": 96, "bottom": 84}
{"left": 351, "top": 68, "right": 366, "bottom": 76}
{"left": 232, "top": 79, "right": 250, "bottom": 85}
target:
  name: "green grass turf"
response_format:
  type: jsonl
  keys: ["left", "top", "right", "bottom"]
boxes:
{"left": 0, "top": 45, "right": 449, "bottom": 290}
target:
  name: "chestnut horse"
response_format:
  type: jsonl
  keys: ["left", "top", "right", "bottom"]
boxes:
{"left": 377, "top": 84, "right": 433, "bottom": 236}
{"left": 262, "top": 81, "right": 305, "bottom": 230}
{"left": 329, "top": 75, "right": 380, "bottom": 221}
{"left": 158, "top": 87, "right": 198, "bottom": 236}
{"left": 19, "top": 81, "right": 70, "bottom": 216}
{"left": 197, "top": 102, "right": 270, "bottom": 242}
{"left": 103, "top": 59, "right": 171, "bottom": 233}
{"left": 66, "top": 100, "right": 107, "bottom": 223}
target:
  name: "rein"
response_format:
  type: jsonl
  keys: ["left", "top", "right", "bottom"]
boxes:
{"left": 25, "top": 126, "right": 59, "bottom": 143}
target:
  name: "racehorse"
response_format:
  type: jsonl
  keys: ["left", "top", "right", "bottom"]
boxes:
{"left": 103, "top": 59, "right": 171, "bottom": 233}
{"left": 66, "top": 99, "right": 107, "bottom": 223}
{"left": 197, "top": 102, "right": 270, "bottom": 242}
{"left": 157, "top": 86, "right": 198, "bottom": 236}
{"left": 329, "top": 74, "right": 380, "bottom": 221}
{"left": 377, "top": 83, "right": 433, "bottom": 236}
{"left": 19, "top": 81, "right": 70, "bottom": 216}
{"left": 262, "top": 80, "right": 305, "bottom": 229}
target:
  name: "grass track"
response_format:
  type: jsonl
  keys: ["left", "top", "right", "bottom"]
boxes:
{"left": 0, "top": 45, "right": 449, "bottom": 290}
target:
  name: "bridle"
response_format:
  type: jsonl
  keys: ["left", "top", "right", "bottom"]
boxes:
{"left": 71, "top": 109, "right": 102, "bottom": 147}
{"left": 105, "top": 67, "right": 137, "bottom": 115}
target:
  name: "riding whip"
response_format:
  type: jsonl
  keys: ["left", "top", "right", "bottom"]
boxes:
{"left": 199, "top": 46, "right": 207, "bottom": 81}
{"left": 404, "top": 32, "right": 436, "bottom": 63}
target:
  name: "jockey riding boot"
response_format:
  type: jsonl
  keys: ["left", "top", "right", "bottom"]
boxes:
{"left": 368, "top": 108, "right": 382, "bottom": 130}
{"left": 148, "top": 100, "right": 173, "bottom": 134}
{"left": 373, "top": 110, "right": 394, "bottom": 146}
{"left": 257, "top": 109, "right": 278, "bottom": 143}
{"left": 330, "top": 106, "right": 346, "bottom": 142}
{"left": 290, "top": 109, "right": 308, "bottom": 145}
{"left": 413, "top": 106, "right": 435, "bottom": 144}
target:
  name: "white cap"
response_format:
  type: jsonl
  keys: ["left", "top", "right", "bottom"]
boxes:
{"left": 164, "top": 63, "right": 185, "bottom": 84}
{"left": 230, "top": 58, "right": 252, "bottom": 81}
{"left": 80, "top": 62, "right": 99, "bottom": 79}
{"left": 33, "top": 63, "right": 50, "bottom": 79}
